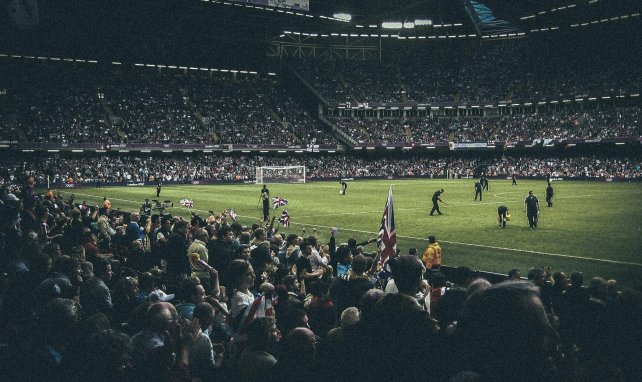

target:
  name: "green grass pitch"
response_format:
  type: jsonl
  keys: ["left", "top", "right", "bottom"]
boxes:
{"left": 58, "top": 178, "right": 642, "bottom": 289}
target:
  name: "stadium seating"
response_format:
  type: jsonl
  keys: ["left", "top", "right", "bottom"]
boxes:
{"left": 294, "top": 39, "right": 642, "bottom": 104}
{"left": 2, "top": 153, "right": 640, "bottom": 185}
{"left": 0, "top": 63, "right": 337, "bottom": 146}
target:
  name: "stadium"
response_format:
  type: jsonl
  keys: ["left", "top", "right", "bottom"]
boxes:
{"left": 0, "top": 0, "right": 641, "bottom": 381}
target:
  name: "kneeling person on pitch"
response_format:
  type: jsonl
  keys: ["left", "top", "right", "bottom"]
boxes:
{"left": 498, "top": 205, "right": 509, "bottom": 228}
{"left": 339, "top": 180, "right": 348, "bottom": 195}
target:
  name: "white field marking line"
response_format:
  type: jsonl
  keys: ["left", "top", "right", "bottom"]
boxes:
{"left": 69, "top": 191, "right": 642, "bottom": 267}
{"left": 289, "top": 222, "right": 642, "bottom": 268}
{"left": 296, "top": 209, "right": 382, "bottom": 219}
{"left": 424, "top": 194, "right": 599, "bottom": 208}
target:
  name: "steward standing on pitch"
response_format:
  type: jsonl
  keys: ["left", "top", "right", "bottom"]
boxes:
{"left": 430, "top": 189, "right": 445, "bottom": 216}
{"left": 261, "top": 184, "right": 270, "bottom": 222}
{"left": 474, "top": 181, "right": 483, "bottom": 201}
{"left": 524, "top": 191, "right": 540, "bottom": 229}
{"left": 480, "top": 173, "right": 489, "bottom": 191}
{"left": 546, "top": 183, "right": 554, "bottom": 207}
{"left": 422, "top": 235, "right": 442, "bottom": 272}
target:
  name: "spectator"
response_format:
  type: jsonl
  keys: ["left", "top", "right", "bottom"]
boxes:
{"left": 131, "top": 301, "right": 200, "bottom": 381}
{"left": 454, "top": 281, "right": 560, "bottom": 381}
{"left": 165, "top": 220, "right": 190, "bottom": 286}
{"left": 237, "top": 316, "right": 280, "bottom": 382}
{"left": 269, "top": 327, "right": 319, "bottom": 382}
{"left": 190, "top": 302, "right": 223, "bottom": 378}
{"left": 330, "top": 254, "right": 374, "bottom": 322}
{"left": 79, "top": 258, "right": 113, "bottom": 317}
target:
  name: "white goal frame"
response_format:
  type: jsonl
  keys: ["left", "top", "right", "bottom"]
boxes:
{"left": 255, "top": 165, "right": 306, "bottom": 184}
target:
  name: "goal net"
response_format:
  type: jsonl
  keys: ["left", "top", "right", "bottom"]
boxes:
{"left": 256, "top": 166, "right": 306, "bottom": 184}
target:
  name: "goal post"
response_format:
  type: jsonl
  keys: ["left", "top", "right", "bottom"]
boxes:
{"left": 255, "top": 165, "right": 306, "bottom": 184}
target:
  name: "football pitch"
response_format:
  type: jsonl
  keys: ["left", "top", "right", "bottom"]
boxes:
{"left": 59, "top": 178, "right": 642, "bottom": 289}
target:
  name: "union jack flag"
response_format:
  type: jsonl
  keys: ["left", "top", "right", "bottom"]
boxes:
{"left": 378, "top": 186, "right": 396, "bottom": 265}
{"left": 279, "top": 209, "right": 290, "bottom": 227}
{"left": 272, "top": 197, "right": 288, "bottom": 209}
{"left": 179, "top": 199, "right": 194, "bottom": 208}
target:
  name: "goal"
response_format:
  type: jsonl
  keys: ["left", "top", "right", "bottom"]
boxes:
{"left": 256, "top": 166, "right": 306, "bottom": 184}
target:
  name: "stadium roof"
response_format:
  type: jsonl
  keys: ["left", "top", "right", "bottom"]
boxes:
{"left": 0, "top": 0, "right": 638, "bottom": 67}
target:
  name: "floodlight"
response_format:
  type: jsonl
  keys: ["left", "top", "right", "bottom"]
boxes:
{"left": 333, "top": 13, "right": 352, "bottom": 22}
{"left": 403, "top": 22, "right": 415, "bottom": 28}
{"left": 415, "top": 19, "right": 432, "bottom": 26}
{"left": 382, "top": 22, "right": 403, "bottom": 29}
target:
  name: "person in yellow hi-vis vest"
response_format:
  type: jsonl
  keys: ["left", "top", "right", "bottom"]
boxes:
{"left": 422, "top": 235, "right": 442, "bottom": 272}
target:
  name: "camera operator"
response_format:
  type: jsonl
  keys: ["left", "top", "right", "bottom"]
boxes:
{"left": 141, "top": 198, "right": 152, "bottom": 216}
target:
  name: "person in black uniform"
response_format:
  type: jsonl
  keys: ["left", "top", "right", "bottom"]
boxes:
{"left": 546, "top": 173, "right": 551, "bottom": 185}
{"left": 524, "top": 191, "right": 540, "bottom": 229}
{"left": 545, "top": 183, "right": 554, "bottom": 207}
{"left": 498, "top": 205, "right": 509, "bottom": 228}
{"left": 339, "top": 180, "right": 348, "bottom": 195}
{"left": 156, "top": 181, "right": 162, "bottom": 198}
{"left": 261, "top": 184, "right": 270, "bottom": 222}
{"left": 480, "top": 173, "right": 489, "bottom": 191}
{"left": 474, "top": 181, "right": 483, "bottom": 201}
{"left": 512, "top": 174, "right": 517, "bottom": 186}
{"left": 430, "top": 189, "right": 445, "bottom": 216}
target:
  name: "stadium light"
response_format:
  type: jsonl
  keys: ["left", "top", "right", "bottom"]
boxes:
{"left": 333, "top": 13, "right": 352, "bottom": 22}
{"left": 415, "top": 19, "right": 432, "bottom": 26}
{"left": 382, "top": 22, "right": 403, "bottom": 29}
{"left": 403, "top": 22, "right": 415, "bottom": 29}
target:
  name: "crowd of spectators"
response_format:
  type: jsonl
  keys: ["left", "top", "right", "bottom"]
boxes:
{"left": 0, "top": 182, "right": 640, "bottom": 381}
{"left": 333, "top": 117, "right": 410, "bottom": 144}
{"left": 0, "top": 63, "right": 109, "bottom": 143}
{"left": 329, "top": 108, "right": 642, "bottom": 144}
{"left": 104, "top": 73, "right": 208, "bottom": 144}
{"left": 295, "top": 38, "right": 641, "bottom": 104}
{"left": 0, "top": 63, "right": 336, "bottom": 146}
{"left": 2, "top": 53, "right": 639, "bottom": 147}
{"left": 259, "top": 80, "right": 336, "bottom": 145}
{"left": 184, "top": 75, "right": 295, "bottom": 145}
{"left": 1, "top": 153, "right": 640, "bottom": 185}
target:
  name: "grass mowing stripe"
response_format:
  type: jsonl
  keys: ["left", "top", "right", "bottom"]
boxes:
{"left": 69, "top": 190, "right": 642, "bottom": 268}
{"left": 62, "top": 179, "right": 642, "bottom": 289}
